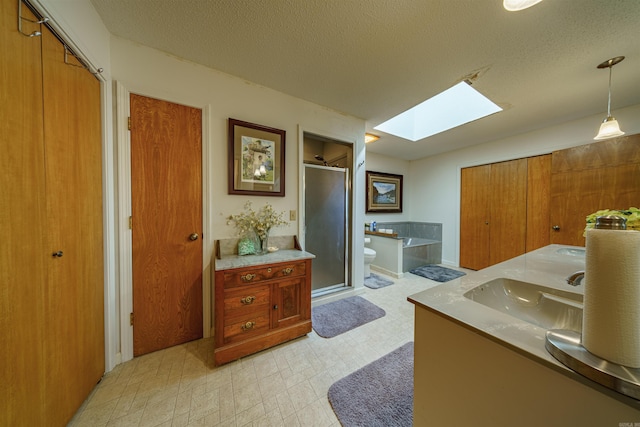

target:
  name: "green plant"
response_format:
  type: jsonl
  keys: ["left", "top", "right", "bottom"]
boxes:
{"left": 227, "top": 201, "right": 288, "bottom": 241}
{"left": 584, "top": 207, "right": 640, "bottom": 234}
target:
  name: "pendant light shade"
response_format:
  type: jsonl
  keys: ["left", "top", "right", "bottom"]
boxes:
{"left": 594, "top": 116, "right": 624, "bottom": 141}
{"left": 503, "top": 0, "right": 543, "bottom": 11}
{"left": 594, "top": 56, "right": 625, "bottom": 141}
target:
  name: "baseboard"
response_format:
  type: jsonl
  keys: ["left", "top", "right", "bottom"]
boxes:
{"left": 371, "top": 265, "right": 404, "bottom": 279}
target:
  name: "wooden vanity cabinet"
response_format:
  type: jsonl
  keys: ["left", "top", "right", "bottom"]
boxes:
{"left": 214, "top": 257, "right": 312, "bottom": 365}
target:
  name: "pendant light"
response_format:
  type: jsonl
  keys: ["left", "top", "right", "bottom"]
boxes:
{"left": 594, "top": 56, "right": 625, "bottom": 140}
{"left": 503, "top": 0, "right": 543, "bottom": 11}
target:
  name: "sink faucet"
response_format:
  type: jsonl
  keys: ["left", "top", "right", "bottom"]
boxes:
{"left": 566, "top": 271, "right": 585, "bottom": 286}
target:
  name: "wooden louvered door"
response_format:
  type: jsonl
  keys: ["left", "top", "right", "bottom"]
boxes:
{"left": 130, "top": 94, "right": 203, "bottom": 356}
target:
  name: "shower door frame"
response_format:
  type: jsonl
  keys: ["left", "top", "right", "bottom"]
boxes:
{"left": 303, "top": 164, "right": 351, "bottom": 297}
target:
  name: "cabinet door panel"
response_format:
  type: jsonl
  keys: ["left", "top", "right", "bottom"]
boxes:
{"left": 273, "top": 278, "right": 304, "bottom": 328}
{"left": 460, "top": 165, "right": 491, "bottom": 270}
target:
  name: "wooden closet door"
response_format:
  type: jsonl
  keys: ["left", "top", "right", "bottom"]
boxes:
{"left": 41, "top": 26, "right": 104, "bottom": 425}
{"left": 550, "top": 135, "right": 640, "bottom": 246}
{"left": 460, "top": 165, "right": 491, "bottom": 270}
{"left": 0, "top": 2, "right": 47, "bottom": 424}
{"left": 489, "top": 158, "right": 527, "bottom": 265}
{"left": 526, "top": 154, "right": 551, "bottom": 252}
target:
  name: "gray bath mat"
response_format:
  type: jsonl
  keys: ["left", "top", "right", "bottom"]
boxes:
{"left": 328, "top": 342, "right": 414, "bottom": 426}
{"left": 312, "top": 296, "right": 385, "bottom": 338}
{"left": 364, "top": 272, "right": 394, "bottom": 289}
{"left": 410, "top": 264, "right": 466, "bottom": 283}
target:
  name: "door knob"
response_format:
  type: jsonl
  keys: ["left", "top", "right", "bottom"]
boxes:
{"left": 189, "top": 233, "right": 199, "bottom": 241}
{"left": 52, "top": 250, "right": 63, "bottom": 257}
{"left": 552, "top": 225, "right": 560, "bottom": 231}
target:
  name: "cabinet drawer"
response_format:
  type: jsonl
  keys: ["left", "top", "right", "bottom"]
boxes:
{"left": 223, "top": 261, "right": 306, "bottom": 288}
{"left": 224, "top": 311, "right": 270, "bottom": 343}
{"left": 224, "top": 285, "right": 270, "bottom": 318}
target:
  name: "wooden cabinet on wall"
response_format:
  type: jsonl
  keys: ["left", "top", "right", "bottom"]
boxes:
{"left": 460, "top": 155, "right": 551, "bottom": 270}
{"left": 214, "top": 252, "right": 313, "bottom": 365}
{"left": 549, "top": 134, "right": 640, "bottom": 246}
{"left": 1, "top": 3, "right": 104, "bottom": 425}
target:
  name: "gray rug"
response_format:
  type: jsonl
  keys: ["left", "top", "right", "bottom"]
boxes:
{"left": 364, "top": 272, "right": 394, "bottom": 289}
{"left": 312, "top": 296, "right": 385, "bottom": 338}
{"left": 328, "top": 342, "right": 414, "bottom": 426}
{"left": 410, "top": 264, "right": 466, "bottom": 282}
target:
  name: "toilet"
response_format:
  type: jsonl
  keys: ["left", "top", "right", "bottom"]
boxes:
{"left": 364, "top": 237, "right": 376, "bottom": 278}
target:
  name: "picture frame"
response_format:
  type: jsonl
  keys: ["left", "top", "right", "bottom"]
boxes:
{"left": 228, "top": 118, "right": 286, "bottom": 196}
{"left": 366, "top": 171, "right": 403, "bottom": 213}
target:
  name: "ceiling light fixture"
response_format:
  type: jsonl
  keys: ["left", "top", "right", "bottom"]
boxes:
{"left": 503, "top": 0, "right": 543, "bottom": 11}
{"left": 365, "top": 133, "right": 380, "bottom": 144}
{"left": 594, "top": 56, "right": 625, "bottom": 141}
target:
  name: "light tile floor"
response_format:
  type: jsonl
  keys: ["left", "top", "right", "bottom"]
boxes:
{"left": 69, "top": 271, "right": 446, "bottom": 427}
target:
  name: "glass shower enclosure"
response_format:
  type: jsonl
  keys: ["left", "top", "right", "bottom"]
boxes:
{"left": 303, "top": 164, "right": 349, "bottom": 296}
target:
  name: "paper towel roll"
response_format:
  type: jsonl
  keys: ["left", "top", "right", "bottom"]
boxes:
{"left": 582, "top": 229, "right": 640, "bottom": 367}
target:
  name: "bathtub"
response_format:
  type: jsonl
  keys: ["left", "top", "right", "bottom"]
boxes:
{"left": 401, "top": 237, "right": 441, "bottom": 272}
{"left": 366, "top": 231, "right": 442, "bottom": 277}
{"left": 402, "top": 237, "right": 437, "bottom": 248}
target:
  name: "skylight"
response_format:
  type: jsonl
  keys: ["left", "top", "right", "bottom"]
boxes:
{"left": 374, "top": 81, "right": 502, "bottom": 141}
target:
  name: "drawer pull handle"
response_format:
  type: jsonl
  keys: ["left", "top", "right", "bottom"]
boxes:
{"left": 240, "top": 296, "right": 256, "bottom": 305}
{"left": 241, "top": 273, "right": 256, "bottom": 282}
{"left": 241, "top": 321, "right": 255, "bottom": 331}
{"left": 282, "top": 267, "right": 294, "bottom": 275}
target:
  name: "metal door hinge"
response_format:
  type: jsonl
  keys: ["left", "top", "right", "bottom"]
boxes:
{"left": 128, "top": 116, "right": 131, "bottom": 130}
{"left": 129, "top": 216, "right": 132, "bottom": 230}
{"left": 130, "top": 312, "right": 134, "bottom": 326}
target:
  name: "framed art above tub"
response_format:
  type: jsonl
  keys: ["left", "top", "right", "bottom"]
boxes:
{"left": 366, "top": 170, "right": 403, "bottom": 213}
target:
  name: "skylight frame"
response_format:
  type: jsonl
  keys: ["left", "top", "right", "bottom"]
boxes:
{"left": 374, "top": 81, "right": 502, "bottom": 142}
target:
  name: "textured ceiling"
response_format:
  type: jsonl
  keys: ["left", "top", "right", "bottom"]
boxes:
{"left": 91, "top": 0, "right": 640, "bottom": 160}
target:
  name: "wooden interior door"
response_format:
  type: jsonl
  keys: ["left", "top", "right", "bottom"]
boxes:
{"left": 550, "top": 134, "right": 640, "bottom": 246}
{"left": 42, "top": 25, "right": 105, "bottom": 424}
{"left": 130, "top": 94, "right": 203, "bottom": 356}
{"left": 489, "top": 158, "right": 527, "bottom": 265}
{"left": 0, "top": 2, "right": 47, "bottom": 424}
{"left": 460, "top": 165, "right": 491, "bottom": 270}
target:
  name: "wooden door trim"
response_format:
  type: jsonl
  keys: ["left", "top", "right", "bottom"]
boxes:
{"left": 115, "top": 82, "right": 212, "bottom": 363}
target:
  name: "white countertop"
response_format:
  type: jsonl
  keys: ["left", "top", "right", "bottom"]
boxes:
{"left": 214, "top": 249, "right": 315, "bottom": 271}
{"left": 408, "top": 244, "right": 590, "bottom": 380}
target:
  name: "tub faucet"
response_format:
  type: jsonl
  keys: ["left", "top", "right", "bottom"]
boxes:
{"left": 566, "top": 271, "right": 585, "bottom": 286}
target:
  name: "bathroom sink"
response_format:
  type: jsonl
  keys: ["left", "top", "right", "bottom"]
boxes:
{"left": 555, "top": 247, "right": 586, "bottom": 256}
{"left": 463, "top": 278, "right": 583, "bottom": 332}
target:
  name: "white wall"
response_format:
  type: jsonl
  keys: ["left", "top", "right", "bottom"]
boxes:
{"left": 109, "top": 37, "right": 366, "bottom": 361}
{"left": 32, "top": 0, "right": 367, "bottom": 369}
{"left": 406, "top": 103, "right": 640, "bottom": 266}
